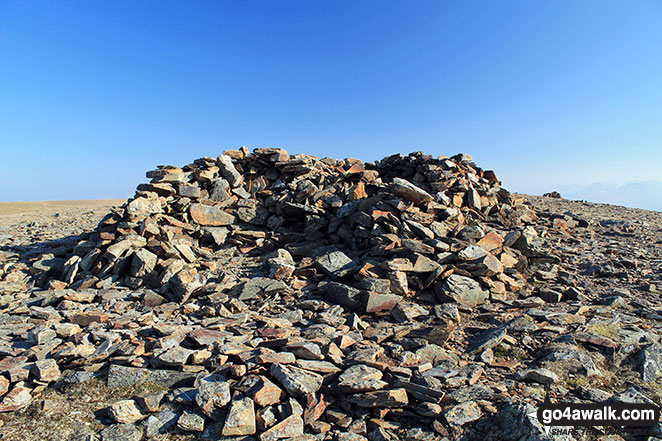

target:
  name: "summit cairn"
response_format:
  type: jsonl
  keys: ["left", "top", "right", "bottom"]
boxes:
{"left": 9, "top": 147, "right": 644, "bottom": 440}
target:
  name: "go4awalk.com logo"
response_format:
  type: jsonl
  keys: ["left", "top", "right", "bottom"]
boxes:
{"left": 529, "top": 395, "right": 660, "bottom": 436}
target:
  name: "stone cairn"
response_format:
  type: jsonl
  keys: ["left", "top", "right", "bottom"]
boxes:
{"left": 12, "top": 148, "right": 562, "bottom": 439}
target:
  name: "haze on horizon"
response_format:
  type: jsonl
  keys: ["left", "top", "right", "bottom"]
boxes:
{"left": 1, "top": 1, "right": 661, "bottom": 211}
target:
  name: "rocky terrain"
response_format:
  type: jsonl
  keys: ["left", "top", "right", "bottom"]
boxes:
{"left": 0, "top": 148, "right": 661, "bottom": 441}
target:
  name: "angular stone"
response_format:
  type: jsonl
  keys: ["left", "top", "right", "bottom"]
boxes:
{"left": 170, "top": 268, "right": 204, "bottom": 302}
{"left": 346, "top": 388, "right": 409, "bottom": 408}
{"left": 0, "top": 376, "right": 8, "bottom": 396}
{"left": 437, "top": 275, "right": 488, "bottom": 308}
{"left": 458, "top": 245, "right": 488, "bottom": 261}
{"left": 134, "top": 391, "right": 166, "bottom": 413}
{"left": 516, "top": 368, "right": 559, "bottom": 384}
{"left": 127, "top": 197, "right": 162, "bottom": 216}
{"left": 391, "top": 178, "right": 433, "bottom": 205}
{"left": 217, "top": 154, "right": 242, "bottom": 187}
{"left": 477, "top": 231, "right": 504, "bottom": 252}
{"left": 285, "top": 342, "right": 323, "bottom": 360}
{"left": 210, "top": 178, "right": 232, "bottom": 202}
{"left": 28, "top": 327, "right": 56, "bottom": 345}
{"left": 640, "top": 343, "right": 662, "bottom": 382}
{"left": 130, "top": 248, "right": 157, "bottom": 278}
{"left": 412, "top": 255, "right": 440, "bottom": 272}
{"left": 323, "top": 282, "right": 363, "bottom": 310}
{"left": 245, "top": 376, "right": 285, "bottom": 406}
{"left": 365, "top": 293, "right": 401, "bottom": 313}
{"left": 178, "top": 183, "right": 201, "bottom": 198}
{"left": 0, "top": 382, "right": 31, "bottom": 412}
{"left": 107, "top": 365, "right": 195, "bottom": 389}
{"left": 259, "top": 414, "right": 304, "bottom": 440}
{"left": 538, "top": 288, "right": 563, "bottom": 303}
{"left": 100, "top": 424, "right": 142, "bottom": 441}
{"left": 338, "top": 364, "right": 386, "bottom": 393}
{"left": 71, "top": 311, "right": 109, "bottom": 326}
{"left": 223, "top": 395, "right": 256, "bottom": 436}
{"left": 466, "top": 327, "right": 506, "bottom": 355}
{"left": 158, "top": 346, "right": 194, "bottom": 366}
{"left": 190, "top": 203, "right": 235, "bottom": 226}
{"left": 444, "top": 401, "right": 482, "bottom": 426}
{"left": 31, "top": 359, "right": 60, "bottom": 382}
{"left": 109, "top": 399, "right": 145, "bottom": 423}
{"left": 177, "top": 409, "right": 206, "bottom": 432}
{"left": 238, "top": 277, "right": 287, "bottom": 301}
{"left": 270, "top": 364, "right": 323, "bottom": 397}
{"left": 196, "top": 373, "right": 231, "bottom": 416}
{"left": 391, "top": 301, "right": 428, "bottom": 322}
{"left": 315, "top": 251, "right": 357, "bottom": 278}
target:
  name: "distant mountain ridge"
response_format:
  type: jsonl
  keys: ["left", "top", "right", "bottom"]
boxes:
{"left": 551, "top": 181, "right": 662, "bottom": 212}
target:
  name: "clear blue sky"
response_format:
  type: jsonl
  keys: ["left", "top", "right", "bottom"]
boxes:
{"left": 1, "top": 1, "right": 661, "bottom": 209}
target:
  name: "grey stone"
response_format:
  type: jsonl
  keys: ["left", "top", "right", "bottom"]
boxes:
{"left": 100, "top": 424, "right": 142, "bottom": 441}
{"left": 639, "top": 343, "right": 662, "bottom": 382}
{"left": 466, "top": 327, "right": 506, "bottom": 355}
{"left": 436, "top": 274, "right": 488, "bottom": 308}
{"left": 444, "top": 401, "right": 482, "bottom": 426}
{"left": 270, "top": 364, "right": 323, "bottom": 397}
{"left": 315, "top": 251, "right": 357, "bottom": 279}
{"left": 107, "top": 365, "right": 194, "bottom": 389}
{"left": 216, "top": 154, "right": 242, "bottom": 187}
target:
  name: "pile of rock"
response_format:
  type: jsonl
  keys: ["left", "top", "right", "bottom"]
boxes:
{"left": 11, "top": 148, "right": 651, "bottom": 440}
{"left": 41, "top": 148, "right": 538, "bottom": 309}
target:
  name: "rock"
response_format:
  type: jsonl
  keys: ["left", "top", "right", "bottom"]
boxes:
{"left": 143, "top": 409, "right": 178, "bottom": 437}
{"left": 0, "top": 377, "right": 8, "bottom": 396}
{"left": 338, "top": 364, "right": 386, "bottom": 393}
{"left": 437, "top": 275, "right": 488, "bottom": 308}
{"left": 109, "top": 399, "right": 145, "bottom": 423}
{"left": 127, "top": 197, "right": 162, "bottom": 217}
{"left": 245, "top": 376, "right": 285, "bottom": 407}
{"left": 107, "top": 365, "right": 194, "bottom": 389}
{"left": 71, "top": 311, "right": 109, "bottom": 326}
{"left": 177, "top": 409, "right": 206, "bottom": 432}
{"left": 134, "top": 391, "right": 166, "bottom": 413}
{"left": 130, "top": 249, "right": 157, "bottom": 278}
{"left": 178, "top": 183, "right": 201, "bottom": 198}
{"left": 0, "top": 382, "right": 31, "bottom": 412}
{"left": 31, "top": 359, "right": 60, "bottom": 382}
{"left": 497, "top": 403, "right": 573, "bottom": 441}
{"left": 210, "top": 178, "right": 232, "bottom": 201}
{"left": 466, "top": 327, "right": 506, "bottom": 354}
{"left": 217, "top": 154, "right": 242, "bottom": 187}
{"left": 170, "top": 268, "right": 204, "bottom": 302}
{"left": 444, "top": 401, "right": 482, "bottom": 426}
{"left": 391, "top": 178, "right": 433, "bottom": 205}
{"left": 260, "top": 414, "right": 304, "bottom": 440}
{"left": 538, "top": 288, "right": 563, "bottom": 303}
{"left": 158, "top": 345, "right": 194, "bottom": 366}
{"left": 639, "top": 343, "right": 662, "bottom": 382}
{"left": 315, "top": 251, "right": 357, "bottom": 278}
{"left": 222, "top": 395, "right": 256, "bottom": 436}
{"left": 365, "top": 293, "right": 401, "bottom": 313}
{"left": 390, "top": 301, "right": 428, "bottom": 322}
{"left": 238, "top": 277, "right": 287, "bottom": 301}
{"left": 190, "top": 203, "right": 235, "bottom": 226}
{"left": 516, "top": 368, "right": 559, "bottom": 384}
{"left": 196, "top": 373, "right": 231, "bottom": 416}
{"left": 323, "top": 282, "right": 363, "bottom": 310}
{"left": 458, "top": 245, "right": 488, "bottom": 261}
{"left": 100, "top": 424, "right": 143, "bottom": 441}
{"left": 28, "top": 327, "right": 57, "bottom": 345}
{"left": 346, "top": 389, "right": 409, "bottom": 408}
{"left": 270, "top": 364, "right": 323, "bottom": 397}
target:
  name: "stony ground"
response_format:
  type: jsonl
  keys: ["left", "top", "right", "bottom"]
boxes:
{"left": 0, "top": 188, "right": 661, "bottom": 440}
